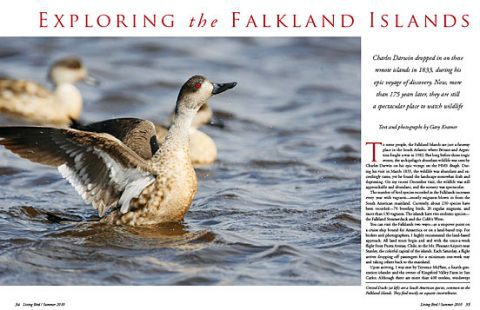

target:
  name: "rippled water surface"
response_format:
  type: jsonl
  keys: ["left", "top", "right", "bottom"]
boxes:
{"left": 0, "top": 37, "right": 360, "bottom": 285}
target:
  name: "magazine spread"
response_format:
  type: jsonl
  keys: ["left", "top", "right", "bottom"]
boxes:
{"left": 0, "top": 1, "right": 478, "bottom": 309}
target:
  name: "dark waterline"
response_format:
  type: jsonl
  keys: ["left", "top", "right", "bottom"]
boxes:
{"left": 0, "top": 37, "right": 361, "bottom": 285}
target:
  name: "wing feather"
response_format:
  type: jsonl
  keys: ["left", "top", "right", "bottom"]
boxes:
{"left": 0, "top": 79, "right": 51, "bottom": 99}
{"left": 72, "top": 118, "right": 159, "bottom": 160}
{"left": 0, "top": 126, "right": 156, "bottom": 216}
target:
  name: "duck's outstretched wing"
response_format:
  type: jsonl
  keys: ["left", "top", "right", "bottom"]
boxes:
{"left": 71, "top": 118, "right": 159, "bottom": 160}
{"left": 0, "top": 127, "right": 156, "bottom": 216}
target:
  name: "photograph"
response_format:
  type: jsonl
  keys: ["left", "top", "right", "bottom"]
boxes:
{"left": 0, "top": 37, "right": 360, "bottom": 285}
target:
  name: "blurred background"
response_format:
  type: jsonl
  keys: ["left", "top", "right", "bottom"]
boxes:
{"left": 0, "top": 37, "right": 361, "bottom": 285}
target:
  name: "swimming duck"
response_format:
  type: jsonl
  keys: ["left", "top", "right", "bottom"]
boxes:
{"left": 0, "top": 57, "right": 96, "bottom": 126}
{"left": 0, "top": 75, "right": 237, "bottom": 226}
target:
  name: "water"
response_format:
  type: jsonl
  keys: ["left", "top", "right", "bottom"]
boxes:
{"left": 0, "top": 37, "right": 361, "bottom": 285}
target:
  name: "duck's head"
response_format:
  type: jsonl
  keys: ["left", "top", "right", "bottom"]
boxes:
{"left": 174, "top": 75, "right": 236, "bottom": 117}
{"left": 48, "top": 57, "right": 98, "bottom": 86}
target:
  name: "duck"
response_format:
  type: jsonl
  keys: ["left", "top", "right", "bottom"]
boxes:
{"left": 0, "top": 57, "right": 96, "bottom": 126}
{"left": 0, "top": 75, "right": 237, "bottom": 226}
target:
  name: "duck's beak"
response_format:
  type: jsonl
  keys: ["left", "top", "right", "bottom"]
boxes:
{"left": 212, "top": 82, "right": 237, "bottom": 95}
{"left": 83, "top": 75, "right": 100, "bottom": 86}
{"left": 207, "top": 115, "right": 226, "bottom": 129}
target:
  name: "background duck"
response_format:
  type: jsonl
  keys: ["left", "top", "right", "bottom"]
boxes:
{"left": 0, "top": 57, "right": 96, "bottom": 126}
{"left": 0, "top": 75, "right": 237, "bottom": 226}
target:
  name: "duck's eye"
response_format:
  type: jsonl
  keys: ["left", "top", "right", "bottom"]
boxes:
{"left": 194, "top": 82, "right": 202, "bottom": 89}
